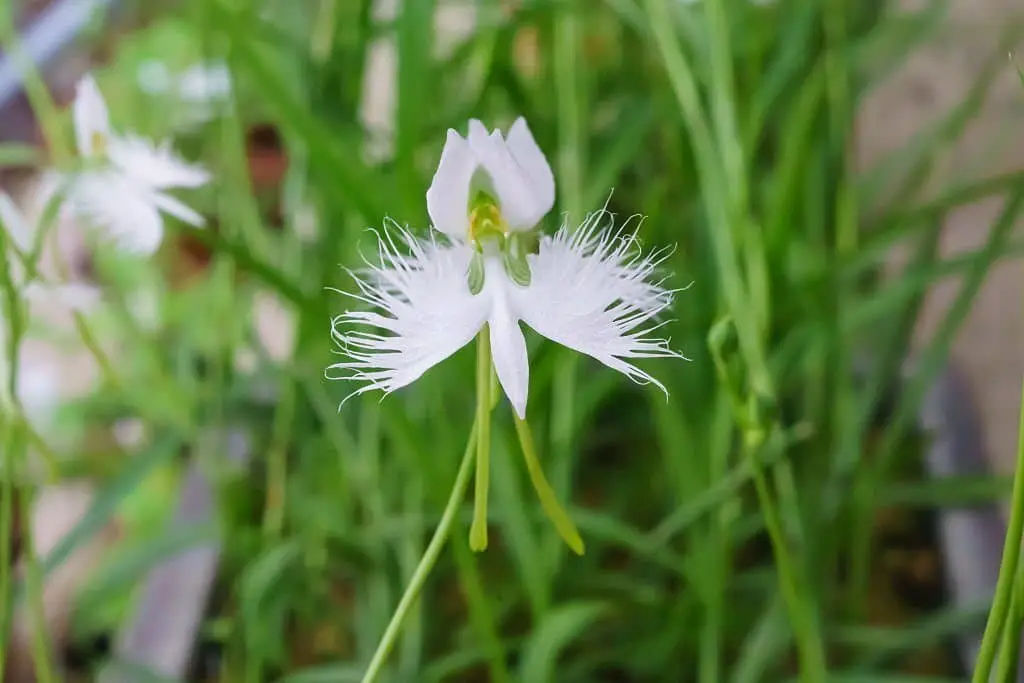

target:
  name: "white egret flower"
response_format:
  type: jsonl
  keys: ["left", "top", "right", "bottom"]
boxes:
{"left": 65, "top": 74, "right": 210, "bottom": 256}
{"left": 328, "top": 118, "right": 683, "bottom": 418}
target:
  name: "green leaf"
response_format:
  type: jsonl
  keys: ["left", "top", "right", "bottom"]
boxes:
{"left": 0, "top": 143, "right": 41, "bottom": 166}
{"left": 518, "top": 601, "right": 609, "bottom": 683}
{"left": 275, "top": 665, "right": 364, "bottom": 683}
{"left": 73, "top": 521, "right": 219, "bottom": 637}
{"left": 39, "top": 436, "right": 181, "bottom": 580}
{"left": 240, "top": 541, "right": 304, "bottom": 668}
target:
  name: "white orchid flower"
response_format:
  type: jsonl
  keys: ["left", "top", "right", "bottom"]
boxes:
{"left": 329, "top": 118, "right": 683, "bottom": 418}
{"left": 65, "top": 74, "right": 210, "bottom": 256}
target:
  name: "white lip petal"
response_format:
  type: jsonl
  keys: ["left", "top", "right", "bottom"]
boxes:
{"left": 327, "top": 226, "right": 490, "bottom": 403}
{"left": 107, "top": 135, "right": 210, "bottom": 189}
{"left": 510, "top": 212, "right": 683, "bottom": 393}
{"left": 69, "top": 174, "right": 165, "bottom": 256}
{"left": 426, "top": 129, "right": 478, "bottom": 239}
{"left": 505, "top": 117, "right": 555, "bottom": 219}
{"left": 73, "top": 74, "right": 111, "bottom": 159}
{"left": 466, "top": 120, "right": 542, "bottom": 231}
{"left": 485, "top": 265, "right": 530, "bottom": 418}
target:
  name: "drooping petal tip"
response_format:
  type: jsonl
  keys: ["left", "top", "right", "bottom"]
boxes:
{"left": 66, "top": 173, "right": 165, "bottom": 256}
{"left": 485, "top": 263, "right": 530, "bottom": 418}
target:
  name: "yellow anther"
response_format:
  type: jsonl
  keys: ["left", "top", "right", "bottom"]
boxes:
{"left": 91, "top": 131, "right": 107, "bottom": 156}
{"left": 468, "top": 201, "right": 506, "bottom": 247}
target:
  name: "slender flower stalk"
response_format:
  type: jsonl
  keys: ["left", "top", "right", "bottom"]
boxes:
{"left": 471, "top": 327, "right": 493, "bottom": 550}
{"left": 359, "top": 419, "right": 479, "bottom": 683}
{"left": 973, "top": 376, "right": 1024, "bottom": 683}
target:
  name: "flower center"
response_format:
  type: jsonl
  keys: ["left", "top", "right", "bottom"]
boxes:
{"left": 465, "top": 191, "right": 538, "bottom": 294}
{"left": 468, "top": 191, "right": 506, "bottom": 248}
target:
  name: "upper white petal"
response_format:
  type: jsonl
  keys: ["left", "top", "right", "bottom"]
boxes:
{"left": 484, "top": 260, "right": 530, "bottom": 418}
{"left": 73, "top": 74, "right": 111, "bottom": 159}
{"left": 106, "top": 135, "right": 210, "bottom": 189}
{"left": 327, "top": 226, "right": 490, "bottom": 403}
{"left": 67, "top": 173, "right": 165, "bottom": 256}
{"left": 509, "top": 212, "right": 682, "bottom": 392}
{"left": 426, "top": 129, "right": 478, "bottom": 239}
{"left": 466, "top": 120, "right": 547, "bottom": 231}
{"left": 505, "top": 117, "right": 555, "bottom": 219}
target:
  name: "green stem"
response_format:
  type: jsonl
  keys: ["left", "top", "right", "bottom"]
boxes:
{"left": 973, "top": 376, "right": 1024, "bottom": 683}
{"left": 262, "top": 376, "right": 296, "bottom": 539}
{"left": 0, "top": 3, "right": 68, "bottom": 165}
{"left": 995, "top": 582, "right": 1024, "bottom": 683}
{"left": 743, "top": 432, "right": 826, "bottom": 683}
{"left": 470, "top": 328, "right": 492, "bottom": 551}
{"left": 0, "top": 414, "right": 13, "bottom": 675}
{"left": 19, "top": 483, "right": 58, "bottom": 683}
{"left": 359, "top": 419, "right": 479, "bottom": 683}
{"left": 513, "top": 415, "right": 584, "bottom": 556}
{"left": 0, "top": 193, "right": 55, "bottom": 683}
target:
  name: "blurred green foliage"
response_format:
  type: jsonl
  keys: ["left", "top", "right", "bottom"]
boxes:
{"left": 3, "top": 0, "right": 1024, "bottom": 681}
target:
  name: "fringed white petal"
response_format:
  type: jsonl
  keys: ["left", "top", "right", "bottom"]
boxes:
{"left": 511, "top": 210, "right": 685, "bottom": 394}
{"left": 327, "top": 224, "right": 490, "bottom": 405}
{"left": 107, "top": 135, "right": 210, "bottom": 189}
{"left": 67, "top": 173, "right": 165, "bottom": 256}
